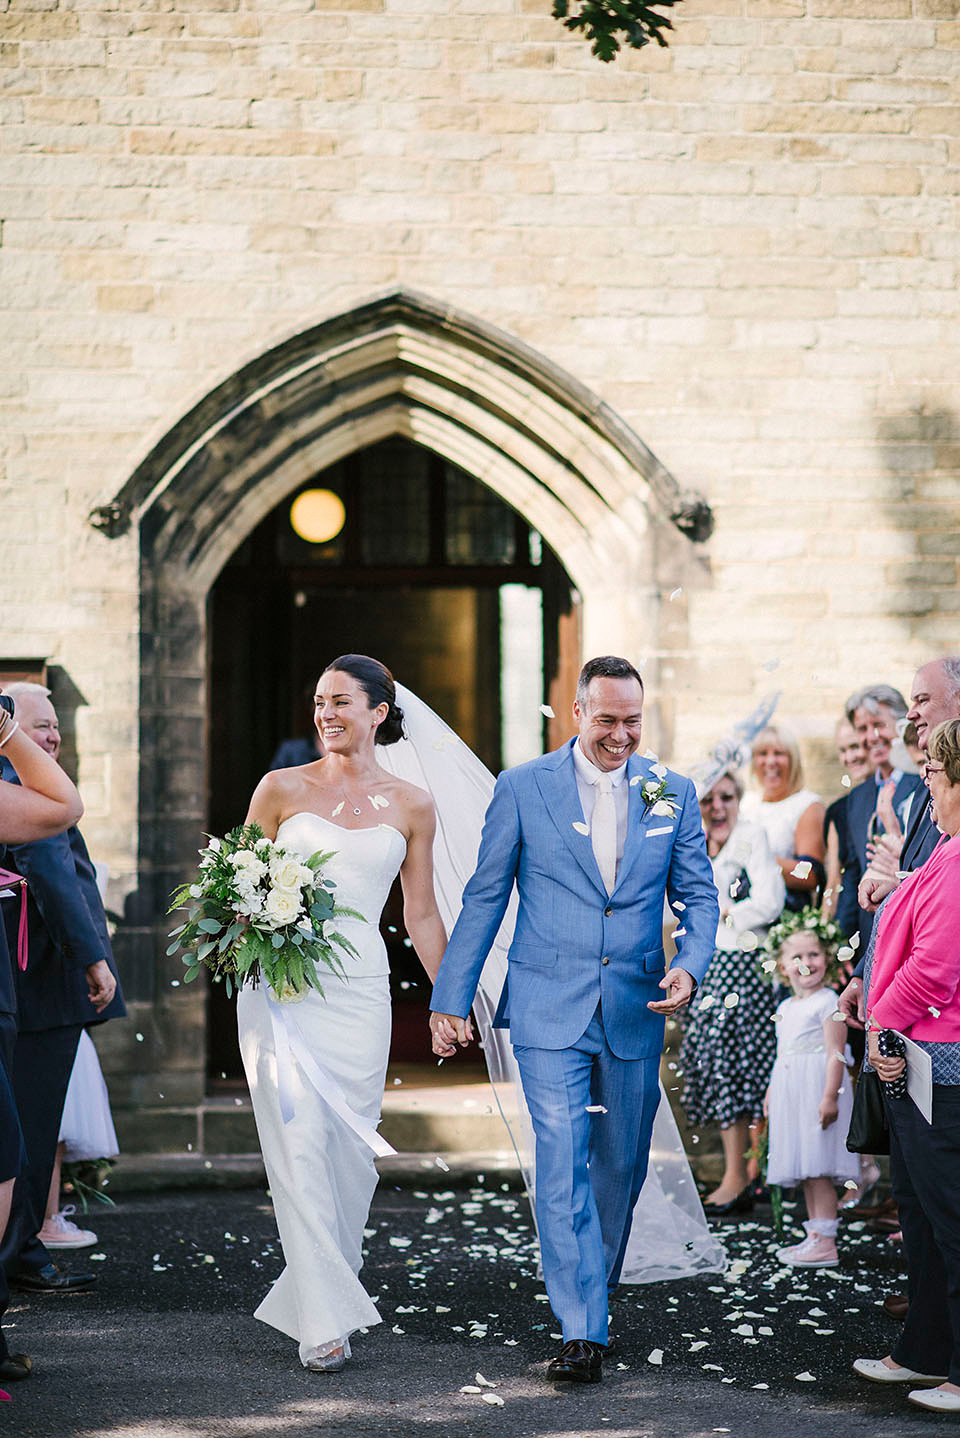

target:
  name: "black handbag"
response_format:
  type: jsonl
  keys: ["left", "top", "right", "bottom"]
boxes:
{"left": 846, "top": 1068, "right": 890, "bottom": 1155}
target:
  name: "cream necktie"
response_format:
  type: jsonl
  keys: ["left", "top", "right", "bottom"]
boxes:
{"left": 592, "top": 772, "right": 617, "bottom": 896}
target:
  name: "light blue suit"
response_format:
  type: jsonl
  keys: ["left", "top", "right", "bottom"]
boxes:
{"left": 431, "top": 739, "right": 718, "bottom": 1342}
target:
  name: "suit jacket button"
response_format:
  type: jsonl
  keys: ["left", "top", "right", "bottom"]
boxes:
{"left": 601, "top": 956, "right": 610, "bottom": 966}
{"left": 604, "top": 907, "right": 613, "bottom": 916}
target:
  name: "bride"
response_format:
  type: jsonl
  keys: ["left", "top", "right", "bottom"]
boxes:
{"left": 239, "top": 654, "right": 724, "bottom": 1373}
{"left": 237, "top": 654, "right": 448, "bottom": 1372}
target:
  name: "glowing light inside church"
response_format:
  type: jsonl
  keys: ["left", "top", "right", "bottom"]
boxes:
{"left": 289, "top": 489, "right": 346, "bottom": 543}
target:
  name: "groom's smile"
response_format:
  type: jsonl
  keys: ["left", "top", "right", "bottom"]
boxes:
{"left": 573, "top": 674, "right": 644, "bottom": 773}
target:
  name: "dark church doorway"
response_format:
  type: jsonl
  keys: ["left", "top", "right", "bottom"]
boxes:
{"left": 206, "top": 437, "right": 580, "bottom": 1085}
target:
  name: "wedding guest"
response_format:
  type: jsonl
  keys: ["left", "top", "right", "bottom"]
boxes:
{"left": 852, "top": 718, "right": 960, "bottom": 1413}
{"left": 740, "top": 724, "right": 825, "bottom": 910}
{"left": 680, "top": 764, "right": 785, "bottom": 1215}
{"left": 839, "top": 657, "right": 960, "bottom": 1030}
{"left": 0, "top": 683, "right": 125, "bottom": 1296}
{"left": 0, "top": 695, "right": 83, "bottom": 1391}
{"left": 823, "top": 719, "right": 871, "bottom": 919}
{"left": 765, "top": 912, "right": 858, "bottom": 1269}
{"left": 835, "top": 685, "right": 923, "bottom": 952}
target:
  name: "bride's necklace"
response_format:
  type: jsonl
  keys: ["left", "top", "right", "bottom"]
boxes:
{"left": 331, "top": 780, "right": 390, "bottom": 819}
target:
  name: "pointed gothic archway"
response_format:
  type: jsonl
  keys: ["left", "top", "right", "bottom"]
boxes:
{"left": 93, "top": 288, "right": 713, "bottom": 1102}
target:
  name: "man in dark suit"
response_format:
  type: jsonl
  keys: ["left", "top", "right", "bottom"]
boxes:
{"left": 839, "top": 658, "right": 960, "bottom": 1025}
{"left": 0, "top": 683, "right": 125, "bottom": 1292}
{"left": 835, "top": 684, "right": 924, "bottom": 952}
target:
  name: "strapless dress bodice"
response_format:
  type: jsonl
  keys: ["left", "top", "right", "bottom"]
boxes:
{"left": 275, "top": 812, "right": 407, "bottom": 979}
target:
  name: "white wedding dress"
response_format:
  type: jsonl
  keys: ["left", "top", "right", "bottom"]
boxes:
{"left": 237, "top": 811, "right": 406, "bottom": 1366}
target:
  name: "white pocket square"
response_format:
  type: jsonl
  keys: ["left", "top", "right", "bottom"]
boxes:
{"left": 647, "top": 825, "right": 674, "bottom": 837}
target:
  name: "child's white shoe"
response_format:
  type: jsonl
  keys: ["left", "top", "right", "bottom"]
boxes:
{"left": 777, "top": 1219, "right": 839, "bottom": 1268}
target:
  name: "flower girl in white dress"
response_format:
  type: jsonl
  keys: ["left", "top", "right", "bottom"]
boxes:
{"left": 764, "top": 917, "right": 859, "bottom": 1269}
{"left": 238, "top": 655, "right": 448, "bottom": 1372}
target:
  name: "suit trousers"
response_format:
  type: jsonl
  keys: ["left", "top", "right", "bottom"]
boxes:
{"left": 0, "top": 1023, "right": 82, "bottom": 1277}
{"left": 887, "top": 1084, "right": 960, "bottom": 1385}
{"left": 513, "top": 1005, "right": 660, "bottom": 1344}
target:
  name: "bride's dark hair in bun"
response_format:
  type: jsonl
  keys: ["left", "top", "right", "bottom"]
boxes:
{"left": 321, "top": 654, "right": 405, "bottom": 746}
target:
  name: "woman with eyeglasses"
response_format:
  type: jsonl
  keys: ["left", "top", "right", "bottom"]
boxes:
{"left": 853, "top": 719, "right": 960, "bottom": 1412}
{"left": 679, "top": 764, "right": 786, "bottom": 1216}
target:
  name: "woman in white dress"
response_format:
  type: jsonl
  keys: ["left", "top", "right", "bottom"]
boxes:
{"left": 237, "top": 655, "right": 448, "bottom": 1372}
{"left": 740, "top": 723, "right": 825, "bottom": 912}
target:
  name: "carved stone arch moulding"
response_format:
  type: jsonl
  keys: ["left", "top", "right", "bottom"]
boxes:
{"left": 98, "top": 288, "right": 712, "bottom": 1015}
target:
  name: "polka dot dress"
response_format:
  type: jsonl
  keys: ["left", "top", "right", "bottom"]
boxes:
{"left": 679, "top": 948, "right": 778, "bottom": 1129}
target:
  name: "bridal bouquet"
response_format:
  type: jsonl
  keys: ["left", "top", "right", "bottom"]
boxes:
{"left": 167, "top": 822, "right": 363, "bottom": 1002}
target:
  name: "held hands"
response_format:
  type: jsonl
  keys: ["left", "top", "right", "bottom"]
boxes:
{"left": 85, "top": 959, "right": 116, "bottom": 1012}
{"left": 430, "top": 1011, "right": 474, "bottom": 1058}
{"left": 647, "top": 965, "right": 694, "bottom": 1016}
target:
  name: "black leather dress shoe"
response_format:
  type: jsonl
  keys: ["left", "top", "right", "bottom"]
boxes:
{"left": 0, "top": 1354, "right": 31, "bottom": 1382}
{"left": 547, "top": 1339, "right": 604, "bottom": 1384}
{"left": 9, "top": 1263, "right": 97, "bottom": 1293}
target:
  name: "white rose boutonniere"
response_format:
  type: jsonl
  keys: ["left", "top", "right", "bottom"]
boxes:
{"left": 639, "top": 769, "right": 678, "bottom": 819}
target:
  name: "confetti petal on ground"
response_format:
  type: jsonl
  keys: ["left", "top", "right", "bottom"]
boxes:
{"left": 795, "top": 1371, "right": 816, "bottom": 1382}
{"left": 475, "top": 1373, "right": 497, "bottom": 1387}
{"left": 647, "top": 1349, "right": 664, "bottom": 1366}
{"left": 481, "top": 1393, "right": 505, "bottom": 1406}
{"left": 460, "top": 1385, "right": 482, "bottom": 1394}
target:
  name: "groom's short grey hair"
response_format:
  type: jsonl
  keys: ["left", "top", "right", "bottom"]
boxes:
{"left": 576, "top": 657, "right": 644, "bottom": 708}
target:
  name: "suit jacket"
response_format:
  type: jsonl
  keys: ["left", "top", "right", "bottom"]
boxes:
{"left": 835, "top": 772, "right": 924, "bottom": 950}
{"left": 0, "top": 765, "right": 126, "bottom": 1033}
{"left": 431, "top": 741, "right": 719, "bottom": 1060}
{"left": 900, "top": 793, "right": 940, "bottom": 872}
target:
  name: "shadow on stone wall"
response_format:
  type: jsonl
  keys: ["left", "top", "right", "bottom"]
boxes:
{"left": 875, "top": 404, "right": 960, "bottom": 644}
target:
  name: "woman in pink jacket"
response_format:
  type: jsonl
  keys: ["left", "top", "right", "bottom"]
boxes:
{"left": 852, "top": 717, "right": 960, "bottom": 1413}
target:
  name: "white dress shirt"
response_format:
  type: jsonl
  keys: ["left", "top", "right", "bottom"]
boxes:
{"left": 572, "top": 740, "right": 629, "bottom": 886}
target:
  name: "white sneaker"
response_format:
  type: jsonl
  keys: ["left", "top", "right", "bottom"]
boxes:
{"left": 36, "top": 1206, "right": 98, "bottom": 1250}
{"left": 776, "top": 1231, "right": 838, "bottom": 1268}
{"left": 854, "top": 1358, "right": 948, "bottom": 1384}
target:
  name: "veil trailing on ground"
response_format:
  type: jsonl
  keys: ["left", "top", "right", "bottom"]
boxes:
{"left": 379, "top": 684, "right": 726, "bottom": 1284}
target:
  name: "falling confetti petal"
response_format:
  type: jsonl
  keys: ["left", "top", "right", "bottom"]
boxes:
{"left": 572, "top": 821, "right": 589, "bottom": 836}
{"left": 739, "top": 931, "right": 759, "bottom": 952}
{"left": 762, "top": 958, "right": 778, "bottom": 972}
{"left": 832, "top": 1011, "right": 847, "bottom": 1023}
{"left": 723, "top": 993, "right": 740, "bottom": 1009}
{"left": 669, "top": 587, "right": 683, "bottom": 601}
{"left": 585, "top": 1104, "right": 608, "bottom": 1114}
{"left": 841, "top": 774, "right": 851, "bottom": 788}
{"left": 539, "top": 704, "right": 555, "bottom": 718}
{"left": 929, "top": 1005, "right": 941, "bottom": 1018}
{"left": 791, "top": 861, "right": 812, "bottom": 879}
{"left": 331, "top": 801, "right": 345, "bottom": 817}
{"left": 371, "top": 794, "right": 390, "bottom": 809}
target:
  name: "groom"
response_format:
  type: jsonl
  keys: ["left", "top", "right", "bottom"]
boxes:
{"left": 429, "top": 656, "right": 718, "bottom": 1384}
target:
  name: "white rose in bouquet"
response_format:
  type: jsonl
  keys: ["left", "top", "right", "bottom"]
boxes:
{"left": 269, "top": 854, "right": 311, "bottom": 891}
{"left": 230, "top": 849, "right": 268, "bottom": 881}
{"left": 263, "top": 885, "right": 302, "bottom": 929}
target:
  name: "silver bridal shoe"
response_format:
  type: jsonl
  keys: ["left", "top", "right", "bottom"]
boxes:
{"left": 303, "top": 1337, "right": 351, "bottom": 1372}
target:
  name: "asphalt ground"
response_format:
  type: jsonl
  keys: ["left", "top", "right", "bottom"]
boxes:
{"left": 2, "top": 1181, "right": 950, "bottom": 1438}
